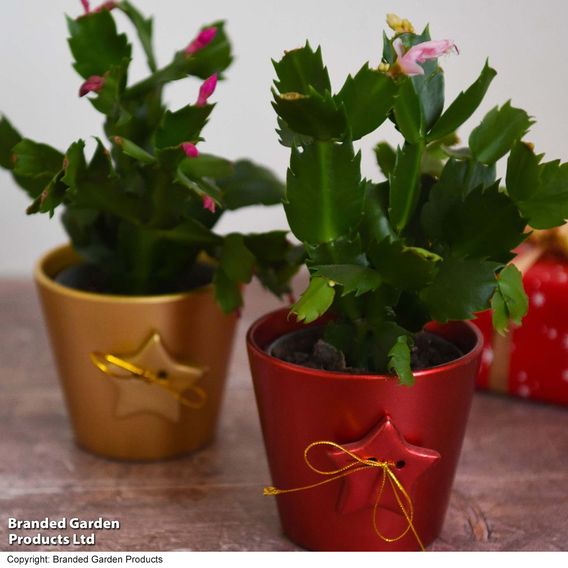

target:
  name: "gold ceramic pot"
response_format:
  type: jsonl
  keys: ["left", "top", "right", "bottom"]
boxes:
{"left": 35, "top": 244, "right": 238, "bottom": 461}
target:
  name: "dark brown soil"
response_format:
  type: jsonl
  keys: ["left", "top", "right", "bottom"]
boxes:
{"left": 269, "top": 326, "right": 463, "bottom": 373}
{"left": 410, "top": 330, "right": 463, "bottom": 370}
{"left": 54, "top": 264, "right": 109, "bottom": 293}
{"left": 54, "top": 262, "right": 215, "bottom": 295}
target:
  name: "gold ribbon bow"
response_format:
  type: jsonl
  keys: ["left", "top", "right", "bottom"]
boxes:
{"left": 528, "top": 224, "right": 568, "bottom": 259}
{"left": 263, "top": 440, "right": 425, "bottom": 551}
{"left": 89, "top": 352, "right": 207, "bottom": 410}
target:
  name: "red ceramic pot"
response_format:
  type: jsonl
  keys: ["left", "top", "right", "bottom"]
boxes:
{"left": 247, "top": 308, "right": 483, "bottom": 551}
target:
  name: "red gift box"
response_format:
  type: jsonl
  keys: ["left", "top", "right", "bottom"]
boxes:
{"left": 474, "top": 249, "right": 568, "bottom": 406}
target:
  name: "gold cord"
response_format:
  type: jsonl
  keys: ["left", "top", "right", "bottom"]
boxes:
{"left": 264, "top": 440, "right": 425, "bottom": 551}
{"left": 89, "top": 352, "right": 207, "bottom": 410}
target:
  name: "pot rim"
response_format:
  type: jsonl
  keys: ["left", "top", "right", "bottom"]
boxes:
{"left": 246, "top": 307, "right": 484, "bottom": 383}
{"left": 34, "top": 243, "right": 215, "bottom": 304}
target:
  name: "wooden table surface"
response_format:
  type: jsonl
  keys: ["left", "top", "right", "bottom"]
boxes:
{"left": 1, "top": 277, "right": 567, "bottom": 552}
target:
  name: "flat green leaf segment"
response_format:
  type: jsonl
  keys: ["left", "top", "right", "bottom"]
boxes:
{"left": 213, "top": 233, "right": 256, "bottom": 313}
{"left": 217, "top": 160, "right": 284, "bottom": 210}
{"left": 336, "top": 65, "right": 397, "bottom": 140}
{"left": 428, "top": 61, "right": 496, "bottom": 141}
{"left": 0, "top": 116, "right": 21, "bottom": 169}
{"left": 12, "top": 140, "right": 63, "bottom": 180}
{"left": 219, "top": 234, "right": 255, "bottom": 284}
{"left": 389, "top": 141, "right": 424, "bottom": 232}
{"left": 213, "top": 269, "right": 242, "bottom": 313}
{"left": 175, "top": 167, "right": 222, "bottom": 208}
{"left": 491, "top": 264, "right": 528, "bottom": 335}
{"left": 312, "top": 265, "right": 382, "bottom": 297}
{"left": 272, "top": 89, "right": 347, "bottom": 140}
{"left": 388, "top": 336, "right": 414, "bottom": 386}
{"left": 155, "top": 105, "right": 213, "bottom": 148}
{"left": 67, "top": 11, "right": 131, "bottom": 78}
{"left": 285, "top": 142, "right": 363, "bottom": 243}
{"left": 368, "top": 238, "right": 441, "bottom": 290}
{"left": 374, "top": 143, "right": 396, "bottom": 178}
{"left": 273, "top": 43, "right": 331, "bottom": 95}
{"left": 291, "top": 277, "right": 335, "bottom": 323}
{"left": 271, "top": 15, "right": 568, "bottom": 382}
{"left": 115, "top": 137, "right": 156, "bottom": 164}
{"left": 119, "top": 1, "right": 157, "bottom": 71}
{"left": 272, "top": 42, "right": 396, "bottom": 143}
{"left": 506, "top": 142, "right": 568, "bottom": 229}
{"left": 405, "top": 26, "right": 445, "bottom": 131}
{"left": 422, "top": 174, "right": 525, "bottom": 260}
{"left": 361, "top": 182, "right": 395, "bottom": 245}
{"left": 0, "top": 3, "right": 302, "bottom": 307}
{"left": 420, "top": 258, "right": 500, "bottom": 322}
{"left": 469, "top": 102, "right": 533, "bottom": 164}
{"left": 393, "top": 79, "right": 424, "bottom": 143}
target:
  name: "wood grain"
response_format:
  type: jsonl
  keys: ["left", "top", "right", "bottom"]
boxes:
{"left": 0, "top": 278, "right": 567, "bottom": 551}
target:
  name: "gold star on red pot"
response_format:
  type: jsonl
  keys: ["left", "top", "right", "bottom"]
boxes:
{"left": 326, "top": 416, "right": 440, "bottom": 515}
{"left": 91, "top": 332, "right": 207, "bottom": 423}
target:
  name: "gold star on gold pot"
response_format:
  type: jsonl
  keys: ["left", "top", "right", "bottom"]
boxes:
{"left": 90, "top": 332, "right": 207, "bottom": 423}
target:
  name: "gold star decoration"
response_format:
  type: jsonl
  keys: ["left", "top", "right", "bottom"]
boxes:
{"left": 90, "top": 332, "right": 207, "bottom": 423}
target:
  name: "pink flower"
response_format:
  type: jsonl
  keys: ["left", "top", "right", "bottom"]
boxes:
{"left": 196, "top": 74, "right": 217, "bottom": 107}
{"left": 393, "top": 39, "right": 457, "bottom": 76}
{"left": 79, "top": 75, "right": 105, "bottom": 97}
{"left": 94, "top": 1, "right": 118, "bottom": 12}
{"left": 202, "top": 195, "right": 216, "bottom": 213}
{"left": 185, "top": 27, "right": 218, "bottom": 55}
{"left": 181, "top": 142, "right": 199, "bottom": 158}
{"left": 80, "top": 0, "right": 91, "bottom": 14}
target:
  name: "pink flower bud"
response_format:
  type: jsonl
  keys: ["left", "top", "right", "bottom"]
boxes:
{"left": 181, "top": 142, "right": 199, "bottom": 158}
{"left": 196, "top": 74, "right": 218, "bottom": 107}
{"left": 184, "top": 27, "right": 218, "bottom": 55}
{"left": 202, "top": 195, "right": 216, "bottom": 213}
{"left": 79, "top": 75, "right": 105, "bottom": 97}
{"left": 80, "top": 0, "right": 91, "bottom": 14}
{"left": 393, "top": 39, "right": 457, "bottom": 76}
{"left": 95, "top": 1, "right": 118, "bottom": 12}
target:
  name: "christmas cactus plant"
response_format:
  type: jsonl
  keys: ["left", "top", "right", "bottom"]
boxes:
{"left": 0, "top": 0, "right": 299, "bottom": 310}
{"left": 271, "top": 13, "right": 568, "bottom": 384}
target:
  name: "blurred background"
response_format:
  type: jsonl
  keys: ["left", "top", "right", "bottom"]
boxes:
{"left": 1, "top": 0, "right": 567, "bottom": 275}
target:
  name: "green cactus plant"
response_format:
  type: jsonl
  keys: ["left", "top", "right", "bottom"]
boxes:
{"left": 271, "top": 13, "right": 568, "bottom": 384}
{"left": 0, "top": 1, "right": 300, "bottom": 310}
